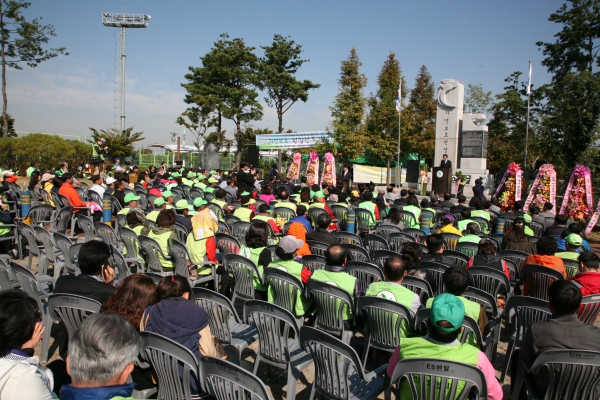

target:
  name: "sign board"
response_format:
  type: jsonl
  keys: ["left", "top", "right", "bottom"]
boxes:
{"left": 353, "top": 164, "right": 405, "bottom": 184}
{"left": 460, "top": 131, "right": 488, "bottom": 159}
{"left": 255, "top": 131, "right": 333, "bottom": 150}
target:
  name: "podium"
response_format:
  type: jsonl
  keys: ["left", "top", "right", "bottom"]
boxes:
{"left": 432, "top": 167, "right": 452, "bottom": 194}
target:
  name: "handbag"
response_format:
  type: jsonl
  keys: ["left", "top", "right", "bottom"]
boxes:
{"left": 89, "top": 156, "right": 103, "bottom": 164}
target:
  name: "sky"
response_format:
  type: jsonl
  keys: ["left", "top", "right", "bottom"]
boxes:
{"left": 8, "top": 0, "right": 565, "bottom": 150}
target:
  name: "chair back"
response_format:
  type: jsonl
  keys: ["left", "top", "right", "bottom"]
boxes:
{"left": 108, "top": 244, "right": 130, "bottom": 281}
{"left": 346, "top": 262, "right": 384, "bottom": 290}
{"left": 528, "top": 220, "right": 545, "bottom": 237}
{"left": 273, "top": 207, "right": 296, "bottom": 222}
{"left": 224, "top": 192, "right": 235, "bottom": 204}
{"left": 137, "top": 193, "right": 149, "bottom": 211}
{"left": 75, "top": 187, "right": 88, "bottom": 202}
{"left": 333, "top": 231, "right": 363, "bottom": 247}
{"left": 224, "top": 214, "right": 241, "bottom": 226}
{"left": 215, "top": 233, "right": 241, "bottom": 257}
{"left": 442, "top": 249, "right": 470, "bottom": 267}
{"left": 389, "top": 358, "right": 487, "bottom": 400}
{"left": 563, "top": 258, "right": 579, "bottom": 279}
{"left": 330, "top": 205, "right": 348, "bottom": 231}
{"left": 357, "top": 297, "right": 413, "bottom": 353}
{"left": 111, "top": 197, "right": 122, "bottom": 213}
{"left": 299, "top": 326, "right": 369, "bottom": 399}
{"left": 26, "top": 204, "right": 54, "bottom": 226}
{"left": 173, "top": 222, "right": 189, "bottom": 243}
{"left": 76, "top": 214, "right": 96, "bottom": 242}
{"left": 48, "top": 294, "right": 102, "bottom": 340}
{"left": 230, "top": 221, "right": 251, "bottom": 245}
{"left": 456, "top": 242, "right": 479, "bottom": 259}
{"left": 200, "top": 356, "right": 272, "bottom": 400}
{"left": 375, "top": 224, "right": 402, "bottom": 242}
{"left": 146, "top": 194, "right": 158, "bottom": 210}
{"left": 208, "top": 202, "right": 225, "bottom": 222}
{"left": 120, "top": 227, "right": 143, "bottom": 260}
{"left": 401, "top": 276, "right": 433, "bottom": 303}
{"left": 521, "top": 264, "right": 565, "bottom": 300}
{"left": 343, "top": 243, "right": 369, "bottom": 262}
{"left": 578, "top": 295, "right": 600, "bottom": 325}
{"left": 439, "top": 233, "right": 461, "bottom": 250}
{"left": 140, "top": 331, "right": 200, "bottom": 400}
{"left": 498, "top": 249, "right": 529, "bottom": 271}
{"left": 94, "top": 222, "right": 119, "bottom": 248}
{"left": 51, "top": 192, "right": 63, "bottom": 209}
{"left": 217, "top": 221, "right": 230, "bottom": 235}
{"left": 68, "top": 243, "right": 84, "bottom": 276}
{"left": 35, "top": 226, "right": 59, "bottom": 265}
{"left": 371, "top": 250, "right": 402, "bottom": 269}
{"left": 181, "top": 185, "right": 191, "bottom": 200}
{"left": 168, "top": 238, "right": 194, "bottom": 279}
{"left": 301, "top": 255, "right": 326, "bottom": 271}
{"left": 204, "top": 192, "right": 215, "bottom": 202}
{"left": 388, "top": 232, "right": 417, "bottom": 252}
{"left": 89, "top": 190, "right": 103, "bottom": 207}
{"left": 244, "top": 300, "right": 300, "bottom": 365}
{"left": 18, "top": 222, "right": 40, "bottom": 257}
{"left": 263, "top": 268, "right": 304, "bottom": 315}
{"left": 192, "top": 287, "right": 241, "bottom": 345}
{"left": 0, "top": 259, "right": 13, "bottom": 291}
{"left": 190, "top": 188, "right": 203, "bottom": 199}
{"left": 138, "top": 235, "right": 171, "bottom": 274}
{"left": 398, "top": 211, "right": 418, "bottom": 229}
{"left": 354, "top": 208, "right": 375, "bottom": 233}
{"left": 420, "top": 261, "right": 450, "bottom": 296}
{"left": 11, "top": 263, "right": 45, "bottom": 308}
{"left": 504, "top": 296, "right": 551, "bottom": 347}
{"left": 54, "top": 206, "right": 73, "bottom": 234}
{"left": 225, "top": 254, "right": 261, "bottom": 303}
{"left": 307, "top": 207, "right": 328, "bottom": 228}
{"left": 53, "top": 232, "right": 76, "bottom": 274}
{"left": 58, "top": 194, "right": 72, "bottom": 208}
{"left": 463, "top": 287, "right": 500, "bottom": 319}
{"left": 404, "top": 228, "right": 427, "bottom": 242}
{"left": 363, "top": 234, "right": 389, "bottom": 258}
{"left": 306, "top": 280, "right": 354, "bottom": 337}
{"left": 467, "top": 266, "right": 511, "bottom": 300}
{"left": 307, "top": 240, "right": 328, "bottom": 257}
{"left": 414, "top": 308, "right": 484, "bottom": 349}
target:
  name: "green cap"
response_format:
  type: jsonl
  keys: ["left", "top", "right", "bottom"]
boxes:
{"left": 193, "top": 198, "right": 207, "bottom": 208}
{"left": 171, "top": 172, "right": 181, "bottom": 178}
{"left": 154, "top": 197, "right": 165, "bottom": 207}
{"left": 313, "top": 190, "right": 325, "bottom": 199}
{"left": 208, "top": 177, "right": 218, "bottom": 184}
{"left": 210, "top": 170, "right": 216, "bottom": 174}
{"left": 175, "top": 199, "right": 192, "bottom": 210}
{"left": 224, "top": 171, "right": 229, "bottom": 175}
{"left": 566, "top": 233, "right": 583, "bottom": 247}
{"left": 124, "top": 193, "right": 141, "bottom": 203}
{"left": 240, "top": 191, "right": 251, "bottom": 196}
{"left": 162, "top": 190, "right": 173, "bottom": 198}
{"left": 187, "top": 171, "right": 196, "bottom": 179}
{"left": 197, "top": 173, "right": 206, "bottom": 180}
{"left": 523, "top": 214, "right": 532, "bottom": 222}
{"left": 430, "top": 293, "right": 465, "bottom": 332}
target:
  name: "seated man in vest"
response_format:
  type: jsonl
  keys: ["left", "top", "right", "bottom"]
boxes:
{"left": 402, "top": 197, "right": 421, "bottom": 229}
{"left": 288, "top": 204, "right": 312, "bottom": 232}
{"left": 308, "top": 244, "right": 363, "bottom": 328}
{"left": 386, "top": 293, "right": 502, "bottom": 400}
{"left": 253, "top": 203, "right": 281, "bottom": 233}
{"left": 457, "top": 222, "right": 481, "bottom": 244}
{"left": 457, "top": 208, "right": 476, "bottom": 233}
{"left": 421, "top": 234, "right": 458, "bottom": 267}
{"left": 426, "top": 266, "right": 489, "bottom": 339}
{"left": 570, "top": 251, "right": 600, "bottom": 296}
{"left": 358, "top": 191, "right": 380, "bottom": 228}
{"left": 60, "top": 314, "right": 140, "bottom": 399}
{"left": 117, "top": 193, "right": 141, "bottom": 216}
{"left": 555, "top": 233, "right": 582, "bottom": 261}
{"left": 204, "top": 177, "right": 219, "bottom": 193}
{"left": 306, "top": 213, "right": 339, "bottom": 246}
{"left": 466, "top": 240, "right": 510, "bottom": 279}
{"left": 174, "top": 199, "right": 193, "bottom": 232}
{"left": 512, "top": 280, "right": 600, "bottom": 399}
{"left": 146, "top": 197, "right": 167, "bottom": 222}
{"left": 233, "top": 192, "right": 255, "bottom": 222}
{"left": 365, "top": 255, "right": 422, "bottom": 336}
{"left": 276, "top": 189, "right": 297, "bottom": 213}
{"left": 212, "top": 189, "right": 234, "bottom": 215}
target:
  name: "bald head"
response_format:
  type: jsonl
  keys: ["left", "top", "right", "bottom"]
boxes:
{"left": 383, "top": 255, "right": 407, "bottom": 282}
{"left": 325, "top": 245, "right": 347, "bottom": 267}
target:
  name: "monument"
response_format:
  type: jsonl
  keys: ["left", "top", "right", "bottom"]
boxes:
{"left": 202, "top": 142, "right": 220, "bottom": 172}
{"left": 428, "top": 78, "right": 493, "bottom": 196}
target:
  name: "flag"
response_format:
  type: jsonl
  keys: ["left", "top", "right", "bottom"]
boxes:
{"left": 526, "top": 60, "right": 532, "bottom": 95}
{"left": 395, "top": 84, "right": 402, "bottom": 112}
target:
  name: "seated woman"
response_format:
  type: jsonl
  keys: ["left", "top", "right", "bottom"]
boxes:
{"left": 233, "top": 192, "right": 256, "bottom": 222}
{"left": 240, "top": 221, "right": 271, "bottom": 299}
{"left": 147, "top": 209, "right": 177, "bottom": 271}
{"left": 126, "top": 208, "right": 150, "bottom": 236}
{"left": 383, "top": 207, "right": 405, "bottom": 229}
{"left": 267, "top": 235, "right": 313, "bottom": 317}
{"left": 258, "top": 184, "right": 276, "bottom": 204}
{"left": 286, "top": 221, "right": 312, "bottom": 259}
{"left": 501, "top": 217, "right": 533, "bottom": 254}
{"left": 308, "top": 190, "right": 337, "bottom": 231}
{"left": 141, "top": 276, "right": 225, "bottom": 395}
{"left": 0, "top": 290, "right": 56, "bottom": 399}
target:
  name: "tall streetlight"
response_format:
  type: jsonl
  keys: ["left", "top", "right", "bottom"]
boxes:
{"left": 102, "top": 12, "right": 151, "bottom": 132}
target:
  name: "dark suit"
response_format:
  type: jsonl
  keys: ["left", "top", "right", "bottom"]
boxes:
{"left": 307, "top": 228, "right": 340, "bottom": 247}
{"left": 440, "top": 159, "right": 452, "bottom": 168}
{"left": 236, "top": 170, "right": 256, "bottom": 195}
{"left": 342, "top": 169, "right": 353, "bottom": 191}
{"left": 54, "top": 274, "right": 116, "bottom": 304}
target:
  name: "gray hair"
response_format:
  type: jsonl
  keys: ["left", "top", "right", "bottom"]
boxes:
{"left": 68, "top": 314, "right": 140, "bottom": 385}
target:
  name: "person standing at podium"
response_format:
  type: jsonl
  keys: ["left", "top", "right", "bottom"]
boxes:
{"left": 440, "top": 154, "right": 452, "bottom": 168}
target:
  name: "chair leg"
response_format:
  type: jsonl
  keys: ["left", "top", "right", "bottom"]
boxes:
{"left": 286, "top": 363, "right": 300, "bottom": 399}
{"left": 500, "top": 335, "right": 516, "bottom": 383}
{"left": 40, "top": 312, "right": 53, "bottom": 364}
{"left": 362, "top": 333, "right": 371, "bottom": 368}
{"left": 253, "top": 353, "right": 261, "bottom": 375}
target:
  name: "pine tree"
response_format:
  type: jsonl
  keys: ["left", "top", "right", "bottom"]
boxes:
{"left": 319, "top": 47, "right": 368, "bottom": 162}
{"left": 403, "top": 65, "right": 436, "bottom": 161}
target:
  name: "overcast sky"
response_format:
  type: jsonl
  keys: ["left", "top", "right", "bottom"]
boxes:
{"left": 8, "top": 0, "right": 564, "bottom": 148}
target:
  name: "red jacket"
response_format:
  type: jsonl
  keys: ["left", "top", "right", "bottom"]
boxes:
{"left": 59, "top": 183, "right": 87, "bottom": 210}
{"left": 570, "top": 272, "right": 600, "bottom": 297}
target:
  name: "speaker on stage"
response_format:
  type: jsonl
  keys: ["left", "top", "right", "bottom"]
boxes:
{"left": 247, "top": 145, "right": 259, "bottom": 167}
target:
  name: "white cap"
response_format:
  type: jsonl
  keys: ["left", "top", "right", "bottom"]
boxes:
{"left": 106, "top": 177, "right": 116, "bottom": 185}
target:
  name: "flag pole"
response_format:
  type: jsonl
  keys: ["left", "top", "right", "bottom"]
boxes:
{"left": 523, "top": 60, "right": 532, "bottom": 170}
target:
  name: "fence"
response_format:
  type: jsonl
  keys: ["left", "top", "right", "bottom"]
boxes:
{"left": 133, "top": 151, "right": 236, "bottom": 171}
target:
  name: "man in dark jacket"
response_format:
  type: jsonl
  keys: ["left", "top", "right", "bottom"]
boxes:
{"left": 544, "top": 214, "right": 568, "bottom": 237}
{"left": 421, "top": 234, "right": 458, "bottom": 267}
{"left": 306, "top": 213, "right": 339, "bottom": 246}
{"left": 236, "top": 162, "right": 256, "bottom": 195}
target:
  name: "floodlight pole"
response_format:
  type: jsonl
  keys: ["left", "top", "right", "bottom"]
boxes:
{"left": 120, "top": 26, "right": 126, "bottom": 133}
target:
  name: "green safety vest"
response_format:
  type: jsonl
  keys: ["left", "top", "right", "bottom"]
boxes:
{"left": 194, "top": 182, "right": 207, "bottom": 190}
{"left": 148, "top": 230, "right": 174, "bottom": 270}
{"left": 403, "top": 205, "right": 422, "bottom": 228}
{"left": 358, "top": 201, "right": 377, "bottom": 227}
{"left": 310, "top": 269, "right": 357, "bottom": 320}
{"left": 471, "top": 210, "right": 490, "bottom": 221}
{"left": 212, "top": 199, "right": 227, "bottom": 209}
{"left": 299, "top": 202, "right": 311, "bottom": 209}
{"left": 555, "top": 251, "right": 580, "bottom": 261}
{"left": 365, "top": 281, "right": 419, "bottom": 337}
{"left": 457, "top": 218, "right": 476, "bottom": 233}
{"left": 398, "top": 336, "right": 479, "bottom": 399}
{"left": 123, "top": 224, "right": 145, "bottom": 256}
{"left": 117, "top": 207, "right": 131, "bottom": 215}
{"left": 266, "top": 260, "right": 312, "bottom": 316}
{"left": 0, "top": 221, "right": 11, "bottom": 236}
{"left": 185, "top": 233, "right": 213, "bottom": 276}
{"left": 308, "top": 202, "right": 325, "bottom": 210}
{"left": 233, "top": 207, "right": 253, "bottom": 222}
{"left": 92, "top": 144, "right": 105, "bottom": 161}
{"left": 204, "top": 186, "right": 216, "bottom": 194}
{"left": 458, "top": 234, "right": 481, "bottom": 244}
{"left": 426, "top": 296, "right": 481, "bottom": 347}
{"left": 277, "top": 201, "right": 297, "bottom": 212}
{"left": 240, "top": 245, "right": 267, "bottom": 291}
{"left": 146, "top": 210, "right": 160, "bottom": 222}
{"left": 253, "top": 214, "right": 276, "bottom": 225}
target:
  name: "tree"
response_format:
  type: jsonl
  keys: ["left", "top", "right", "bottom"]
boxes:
{"left": 536, "top": 0, "right": 600, "bottom": 82}
{"left": 403, "top": 65, "right": 436, "bottom": 162}
{"left": 0, "top": 113, "right": 15, "bottom": 136}
{"left": 0, "top": 1, "right": 67, "bottom": 136}
{"left": 365, "top": 52, "right": 405, "bottom": 182}
{"left": 182, "top": 33, "right": 263, "bottom": 164}
{"left": 88, "top": 127, "right": 145, "bottom": 160}
{"left": 464, "top": 83, "right": 494, "bottom": 116}
{"left": 318, "top": 47, "right": 368, "bottom": 162}
{"left": 258, "top": 34, "right": 320, "bottom": 133}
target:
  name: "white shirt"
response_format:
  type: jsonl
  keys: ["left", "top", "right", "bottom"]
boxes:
{"left": 90, "top": 184, "right": 105, "bottom": 199}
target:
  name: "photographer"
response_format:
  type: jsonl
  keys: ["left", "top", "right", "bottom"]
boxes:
{"left": 236, "top": 161, "right": 256, "bottom": 195}
{"left": 91, "top": 138, "right": 108, "bottom": 175}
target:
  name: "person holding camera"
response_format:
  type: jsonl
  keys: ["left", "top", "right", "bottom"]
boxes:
{"left": 91, "top": 138, "right": 108, "bottom": 175}
{"left": 236, "top": 161, "right": 256, "bottom": 196}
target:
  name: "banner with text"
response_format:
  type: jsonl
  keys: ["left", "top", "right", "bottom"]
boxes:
{"left": 353, "top": 164, "right": 406, "bottom": 184}
{"left": 255, "top": 131, "right": 333, "bottom": 150}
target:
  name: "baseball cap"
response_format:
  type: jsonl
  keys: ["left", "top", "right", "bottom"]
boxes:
{"left": 175, "top": 199, "right": 192, "bottom": 210}
{"left": 98, "top": 138, "right": 106, "bottom": 143}
{"left": 124, "top": 193, "right": 141, "bottom": 203}
{"left": 209, "top": 170, "right": 216, "bottom": 175}
{"left": 430, "top": 293, "right": 465, "bottom": 332}
{"left": 154, "top": 197, "right": 165, "bottom": 207}
{"left": 313, "top": 191, "right": 325, "bottom": 199}
{"left": 566, "top": 233, "right": 583, "bottom": 247}
{"left": 240, "top": 191, "right": 251, "bottom": 196}
{"left": 278, "top": 235, "right": 304, "bottom": 253}
{"left": 442, "top": 214, "right": 455, "bottom": 224}
{"left": 187, "top": 171, "right": 196, "bottom": 179}
{"left": 41, "top": 173, "right": 55, "bottom": 182}
{"left": 162, "top": 190, "right": 173, "bottom": 198}
{"left": 106, "top": 177, "right": 116, "bottom": 185}
{"left": 351, "top": 190, "right": 359, "bottom": 197}
{"left": 208, "top": 177, "right": 218, "bottom": 184}
{"left": 197, "top": 173, "right": 206, "bottom": 180}
{"left": 193, "top": 198, "right": 208, "bottom": 208}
